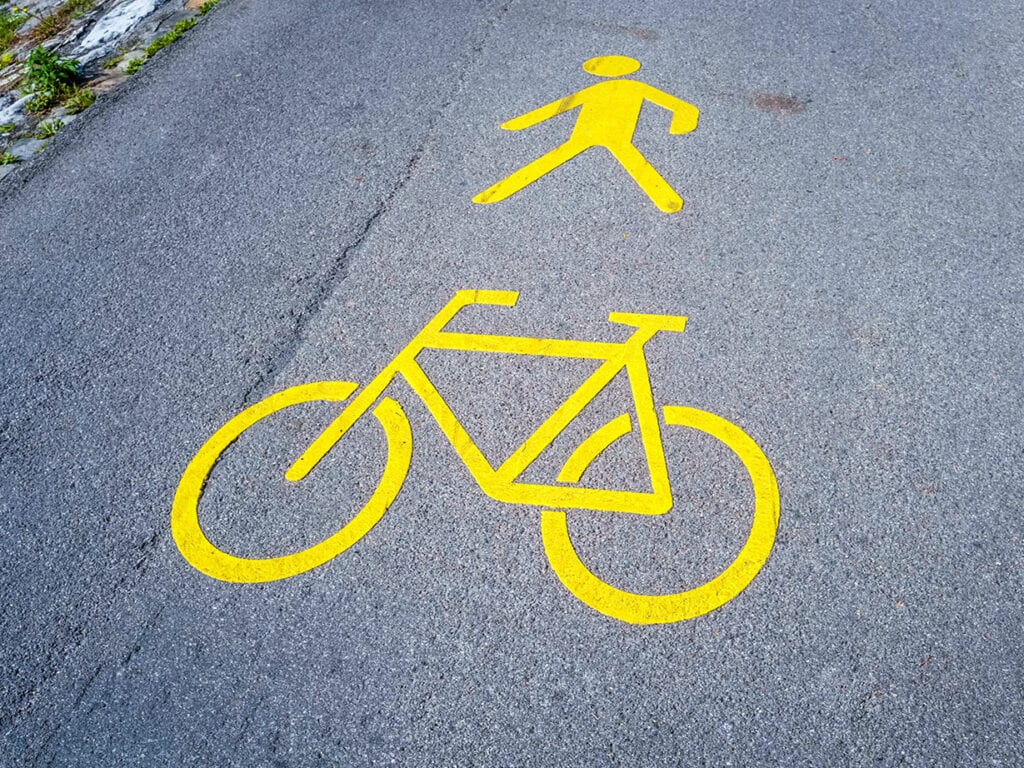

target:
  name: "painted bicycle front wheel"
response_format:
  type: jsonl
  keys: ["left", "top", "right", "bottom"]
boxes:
{"left": 541, "top": 406, "right": 780, "bottom": 624}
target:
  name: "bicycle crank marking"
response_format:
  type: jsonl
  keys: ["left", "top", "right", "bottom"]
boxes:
{"left": 172, "top": 290, "right": 780, "bottom": 623}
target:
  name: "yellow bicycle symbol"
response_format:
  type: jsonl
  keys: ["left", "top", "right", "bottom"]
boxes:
{"left": 172, "top": 289, "right": 780, "bottom": 624}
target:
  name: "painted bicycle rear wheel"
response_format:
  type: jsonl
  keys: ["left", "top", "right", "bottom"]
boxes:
{"left": 172, "top": 381, "right": 411, "bottom": 583}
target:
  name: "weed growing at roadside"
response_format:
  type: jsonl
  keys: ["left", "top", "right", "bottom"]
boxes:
{"left": 25, "top": 89, "right": 59, "bottom": 113}
{"left": 0, "top": 6, "right": 28, "bottom": 49}
{"left": 24, "top": 46, "right": 78, "bottom": 95}
{"left": 35, "top": 117, "right": 63, "bottom": 138}
{"left": 67, "top": 0, "right": 93, "bottom": 18}
{"left": 22, "top": 47, "right": 78, "bottom": 114}
{"left": 0, "top": 150, "right": 18, "bottom": 164}
{"left": 1, "top": 7, "right": 29, "bottom": 43}
{"left": 63, "top": 86, "right": 94, "bottom": 113}
{"left": 30, "top": 0, "right": 95, "bottom": 43}
{"left": 144, "top": 17, "right": 197, "bottom": 57}
{"left": 198, "top": 0, "right": 220, "bottom": 15}
{"left": 127, "top": 16, "right": 200, "bottom": 74}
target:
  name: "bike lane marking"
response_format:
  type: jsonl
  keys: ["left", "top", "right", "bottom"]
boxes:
{"left": 172, "top": 290, "right": 780, "bottom": 624}
{"left": 172, "top": 382, "right": 412, "bottom": 583}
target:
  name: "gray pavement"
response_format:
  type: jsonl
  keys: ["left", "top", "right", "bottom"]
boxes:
{"left": 1, "top": 0, "right": 1022, "bottom": 764}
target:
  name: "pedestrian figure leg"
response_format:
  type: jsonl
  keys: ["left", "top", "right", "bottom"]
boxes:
{"left": 474, "top": 141, "right": 590, "bottom": 204}
{"left": 608, "top": 143, "right": 684, "bottom": 212}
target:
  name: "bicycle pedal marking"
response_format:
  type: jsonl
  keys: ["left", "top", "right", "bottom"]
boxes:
{"left": 172, "top": 290, "right": 779, "bottom": 623}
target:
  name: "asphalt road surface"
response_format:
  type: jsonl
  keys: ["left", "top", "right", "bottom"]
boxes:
{"left": 2, "top": 0, "right": 1022, "bottom": 764}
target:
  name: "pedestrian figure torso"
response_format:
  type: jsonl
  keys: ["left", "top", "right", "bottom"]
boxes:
{"left": 565, "top": 79, "right": 650, "bottom": 147}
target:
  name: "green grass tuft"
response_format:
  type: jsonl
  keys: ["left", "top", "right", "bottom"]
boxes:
{"left": 35, "top": 117, "right": 63, "bottom": 138}
{"left": 124, "top": 55, "right": 145, "bottom": 75}
{"left": 144, "top": 17, "right": 197, "bottom": 57}
{"left": 64, "top": 86, "right": 95, "bottom": 113}
{"left": 25, "top": 89, "right": 60, "bottom": 114}
{"left": 0, "top": 7, "right": 28, "bottom": 50}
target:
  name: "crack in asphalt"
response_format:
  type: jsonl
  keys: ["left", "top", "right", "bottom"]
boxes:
{"left": 1, "top": 2, "right": 521, "bottom": 757}
{"left": 1, "top": 3, "right": 519, "bottom": 756}
{"left": 237, "top": 0, "right": 515, "bottom": 408}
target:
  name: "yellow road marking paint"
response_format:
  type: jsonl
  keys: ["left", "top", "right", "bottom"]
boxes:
{"left": 557, "top": 413, "right": 632, "bottom": 484}
{"left": 542, "top": 407, "right": 780, "bottom": 624}
{"left": 172, "top": 383, "right": 412, "bottom": 582}
{"left": 173, "top": 291, "right": 778, "bottom": 622}
{"left": 473, "top": 55, "right": 699, "bottom": 212}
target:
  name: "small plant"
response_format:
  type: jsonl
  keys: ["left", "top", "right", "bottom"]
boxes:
{"left": 23, "top": 45, "right": 79, "bottom": 95}
{"left": 30, "top": 0, "right": 95, "bottom": 43}
{"left": 35, "top": 117, "right": 63, "bottom": 138}
{"left": 63, "top": 86, "right": 94, "bottom": 113}
{"left": 0, "top": 51, "right": 14, "bottom": 67}
{"left": 33, "top": 139, "right": 46, "bottom": 153}
{"left": 0, "top": 150, "right": 19, "bottom": 164}
{"left": 67, "top": 0, "right": 93, "bottom": 19}
{"left": 23, "top": 46, "right": 78, "bottom": 114}
{"left": 8, "top": 5, "right": 41, "bottom": 20}
{"left": 124, "top": 55, "right": 145, "bottom": 75}
{"left": 104, "top": 51, "right": 125, "bottom": 68}
{"left": 0, "top": 122, "right": 15, "bottom": 134}
{"left": 144, "top": 17, "right": 197, "bottom": 57}
{"left": 25, "top": 88, "right": 59, "bottom": 113}
{"left": 0, "top": 7, "right": 29, "bottom": 50}
{"left": 198, "top": 0, "right": 219, "bottom": 15}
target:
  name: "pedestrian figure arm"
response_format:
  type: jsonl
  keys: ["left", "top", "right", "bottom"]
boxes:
{"left": 501, "top": 93, "right": 583, "bottom": 131}
{"left": 643, "top": 87, "right": 700, "bottom": 134}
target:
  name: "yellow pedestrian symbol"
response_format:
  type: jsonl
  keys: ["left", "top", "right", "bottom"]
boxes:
{"left": 473, "top": 55, "right": 700, "bottom": 213}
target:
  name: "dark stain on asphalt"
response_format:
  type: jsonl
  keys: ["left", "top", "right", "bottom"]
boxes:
{"left": 592, "top": 21, "right": 658, "bottom": 41}
{"left": 619, "top": 24, "right": 658, "bottom": 41}
{"left": 751, "top": 92, "right": 807, "bottom": 114}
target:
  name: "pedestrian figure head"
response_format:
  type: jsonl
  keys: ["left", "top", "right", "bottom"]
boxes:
{"left": 582, "top": 55, "right": 641, "bottom": 78}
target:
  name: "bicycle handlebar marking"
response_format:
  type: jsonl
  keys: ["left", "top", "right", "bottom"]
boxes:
{"left": 172, "top": 290, "right": 780, "bottom": 623}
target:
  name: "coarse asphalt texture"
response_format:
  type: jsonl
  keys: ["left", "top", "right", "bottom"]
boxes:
{"left": 1, "top": 0, "right": 1022, "bottom": 764}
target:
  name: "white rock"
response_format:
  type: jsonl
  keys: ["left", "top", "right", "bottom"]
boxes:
{"left": 0, "top": 94, "right": 34, "bottom": 126}
{"left": 9, "top": 137, "right": 47, "bottom": 160}
{"left": 73, "top": 0, "right": 167, "bottom": 63}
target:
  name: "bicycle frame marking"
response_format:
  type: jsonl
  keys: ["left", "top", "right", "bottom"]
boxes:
{"left": 286, "top": 289, "right": 684, "bottom": 515}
